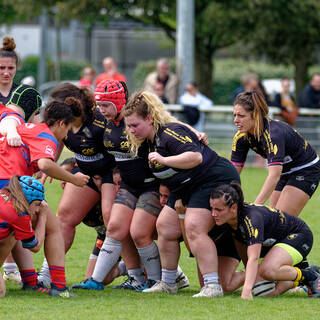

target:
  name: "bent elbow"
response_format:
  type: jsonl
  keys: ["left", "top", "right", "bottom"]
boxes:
{"left": 195, "top": 153, "right": 202, "bottom": 165}
{"left": 37, "top": 158, "right": 52, "bottom": 173}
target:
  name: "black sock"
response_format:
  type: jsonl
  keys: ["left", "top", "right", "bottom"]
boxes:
{"left": 301, "top": 269, "right": 317, "bottom": 283}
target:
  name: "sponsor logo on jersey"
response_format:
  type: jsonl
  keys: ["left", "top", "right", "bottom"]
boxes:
{"left": 25, "top": 123, "right": 35, "bottom": 129}
{"left": 296, "top": 176, "right": 304, "bottom": 181}
{"left": 45, "top": 145, "right": 55, "bottom": 157}
{"left": 82, "top": 148, "right": 95, "bottom": 156}
{"left": 104, "top": 141, "right": 114, "bottom": 148}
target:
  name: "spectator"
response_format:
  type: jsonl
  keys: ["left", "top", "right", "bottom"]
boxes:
{"left": 95, "top": 57, "right": 126, "bottom": 86}
{"left": 179, "top": 82, "right": 213, "bottom": 131}
{"left": 79, "top": 66, "right": 96, "bottom": 89}
{"left": 144, "top": 58, "right": 178, "bottom": 104}
{"left": 232, "top": 72, "right": 270, "bottom": 105}
{"left": 152, "top": 82, "right": 168, "bottom": 104}
{"left": 272, "top": 77, "right": 298, "bottom": 126}
{"left": 298, "top": 73, "right": 320, "bottom": 108}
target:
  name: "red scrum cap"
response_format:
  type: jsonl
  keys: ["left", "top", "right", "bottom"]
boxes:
{"left": 94, "top": 80, "right": 127, "bottom": 117}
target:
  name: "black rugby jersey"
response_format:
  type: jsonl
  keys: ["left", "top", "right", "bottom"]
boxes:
{"left": 104, "top": 118, "right": 158, "bottom": 190}
{"left": 231, "top": 119, "right": 318, "bottom": 175}
{"left": 63, "top": 110, "right": 115, "bottom": 175}
{"left": 231, "top": 204, "right": 307, "bottom": 246}
{"left": 0, "top": 82, "right": 18, "bottom": 105}
{"left": 147, "top": 123, "right": 218, "bottom": 193}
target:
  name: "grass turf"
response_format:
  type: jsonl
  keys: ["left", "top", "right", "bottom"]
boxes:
{"left": 1, "top": 167, "right": 320, "bottom": 320}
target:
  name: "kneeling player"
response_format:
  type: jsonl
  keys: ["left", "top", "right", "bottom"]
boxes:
{"left": 210, "top": 182, "right": 320, "bottom": 299}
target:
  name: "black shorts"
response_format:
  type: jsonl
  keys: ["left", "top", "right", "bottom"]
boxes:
{"left": 275, "top": 161, "right": 320, "bottom": 197}
{"left": 82, "top": 202, "right": 104, "bottom": 228}
{"left": 276, "top": 224, "right": 313, "bottom": 262}
{"left": 72, "top": 166, "right": 114, "bottom": 193}
{"left": 208, "top": 225, "right": 240, "bottom": 261}
{"left": 167, "top": 157, "right": 240, "bottom": 210}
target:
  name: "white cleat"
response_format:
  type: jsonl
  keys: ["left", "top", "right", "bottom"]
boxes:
{"left": 176, "top": 271, "right": 189, "bottom": 290}
{"left": 192, "top": 283, "right": 223, "bottom": 298}
{"left": 3, "top": 271, "right": 21, "bottom": 283}
{"left": 37, "top": 274, "right": 51, "bottom": 288}
{"left": 142, "top": 280, "right": 177, "bottom": 294}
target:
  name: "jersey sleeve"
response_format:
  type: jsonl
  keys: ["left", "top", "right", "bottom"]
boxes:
{"left": 18, "top": 125, "right": 58, "bottom": 163}
{"left": 162, "top": 125, "right": 201, "bottom": 155}
{"left": 0, "top": 106, "right": 25, "bottom": 124}
{"left": 12, "top": 213, "right": 38, "bottom": 248}
{"left": 231, "top": 132, "right": 249, "bottom": 167}
{"left": 263, "top": 123, "right": 285, "bottom": 166}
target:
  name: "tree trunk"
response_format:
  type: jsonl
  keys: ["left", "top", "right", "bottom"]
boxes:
{"left": 194, "top": 40, "right": 213, "bottom": 99}
{"left": 293, "top": 53, "right": 310, "bottom": 101}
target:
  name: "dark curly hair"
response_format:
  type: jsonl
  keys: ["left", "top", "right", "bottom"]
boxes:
{"left": 50, "top": 83, "right": 96, "bottom": 123}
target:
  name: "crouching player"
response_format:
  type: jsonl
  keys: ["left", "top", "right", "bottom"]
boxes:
{"left": 0, "top": 175, "right": 73, "bottom": 298}
{"left": 210, "top": 182, "right": 320, "bottom": 299}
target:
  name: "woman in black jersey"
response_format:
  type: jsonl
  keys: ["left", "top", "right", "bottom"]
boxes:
{"left": 232, "top": 91, "right": 320, "bottom": 216}
{"left": 123, "top": 91, "right": 240, "bottom": 298}
{"left": 49, "top": 83, "right": 116, "bottom": 252}
{"left": 74, "top": 80, "right": 163, "bottom": 291}
{"left": 210, "top": 182, "right": 320, "bottom": 299}
{"left": 0, "top": 37, "right": 41, "bottom": 124}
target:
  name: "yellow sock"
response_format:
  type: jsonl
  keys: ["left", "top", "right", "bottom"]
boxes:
{"left": 293, "top": 267, "right": 303, "bottom": 287}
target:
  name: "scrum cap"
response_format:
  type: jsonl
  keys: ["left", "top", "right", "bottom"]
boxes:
{"left": 94, "top": 80, "right": 126, "bottom": 116}
{"left": 19, "top": 176, "right": 45, "bottom": 204}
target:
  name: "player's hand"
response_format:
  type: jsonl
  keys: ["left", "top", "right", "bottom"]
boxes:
{"left": 148, "top": 152, "right": 165, "bottom": 165}
{"left": 197, "top": 132, "right": 208, "bottom": 145}
{"left": 73, "top": 172, "right": 90, "bottom": 187}
{"left": 174, "top": 199, "right": 186, "bottom": 215}
{"left": 241, "top": 288, "right": 253, "bottom": 300}
{"left": 6, "top": 132, "right": 22, "bottom": 147}
{"left": 40, "top": 172, "right": 53, "bottom": 185}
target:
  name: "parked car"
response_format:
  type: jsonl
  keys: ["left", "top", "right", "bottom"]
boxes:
{"left": 38, "top": 80, "right": 78, "bottom": 107}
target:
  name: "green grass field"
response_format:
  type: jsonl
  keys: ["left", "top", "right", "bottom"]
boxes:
{"left": 2, "top": 168, "right": 320, "bottom": 320}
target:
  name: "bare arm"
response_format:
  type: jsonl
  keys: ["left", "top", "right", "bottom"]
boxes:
{"left": 0, "top": 118, "right": 22, "bottom": 146}
{"left": 254, "top": 165, "right": 282, "bottom": 205}
{"left": 241, "top": 243, "right": 261, "bottom": 300}
{"left": 37, "top": 158, "right": 89, "bottom": 187}
{"left": 234, "top": 166, "right": 243, "bottom": 175}
{"left": 148, "top": 151, "right": 202, "bottom": 169}
{"left": 29, "top": 201, "right": 47, "bottom": 253}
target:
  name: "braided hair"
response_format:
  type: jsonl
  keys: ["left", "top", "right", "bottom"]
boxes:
{"left": 210, "top": 181, "right": 244, "bottom": 209}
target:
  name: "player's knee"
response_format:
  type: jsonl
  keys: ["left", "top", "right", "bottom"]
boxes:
{"left": 259, "top": 265, "right": 277, "bottom": 281}
{"left": 106, "top": 222, "right": 126, "bottom": 241}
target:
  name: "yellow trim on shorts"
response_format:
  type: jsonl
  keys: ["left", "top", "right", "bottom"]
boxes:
{"left": 274, "top": 243, "right": 303, "bottom": 265}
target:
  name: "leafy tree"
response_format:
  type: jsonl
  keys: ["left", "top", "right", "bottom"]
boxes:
{"left": 39, "top": 0, "right": 253, "bottom": 98}
{"left": 0, "top": 1, "right": 17, "bottom": 25}
{"left": 245, "top": 0, "right": 320, "bottom": 97}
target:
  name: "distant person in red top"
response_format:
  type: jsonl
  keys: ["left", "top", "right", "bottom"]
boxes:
{"left": 78, "top": 66, "right": 96, "bottom": 90}
{"left": 95, "top": 57, "right": 126, "bottom": 86}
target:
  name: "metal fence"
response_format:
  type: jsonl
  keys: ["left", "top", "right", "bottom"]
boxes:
{"left": 166, "top": 105, "right": 320, "bottom": 163}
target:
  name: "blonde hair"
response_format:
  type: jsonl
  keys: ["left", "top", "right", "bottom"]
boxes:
{"left": 124, "top": 91, "right": 177, "bottom": 154}
{"left": 2, "top": 175, "right": 30, "bottom": 215}
{"left": 234, "top": 90, "right": 269, "bottom": 140}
